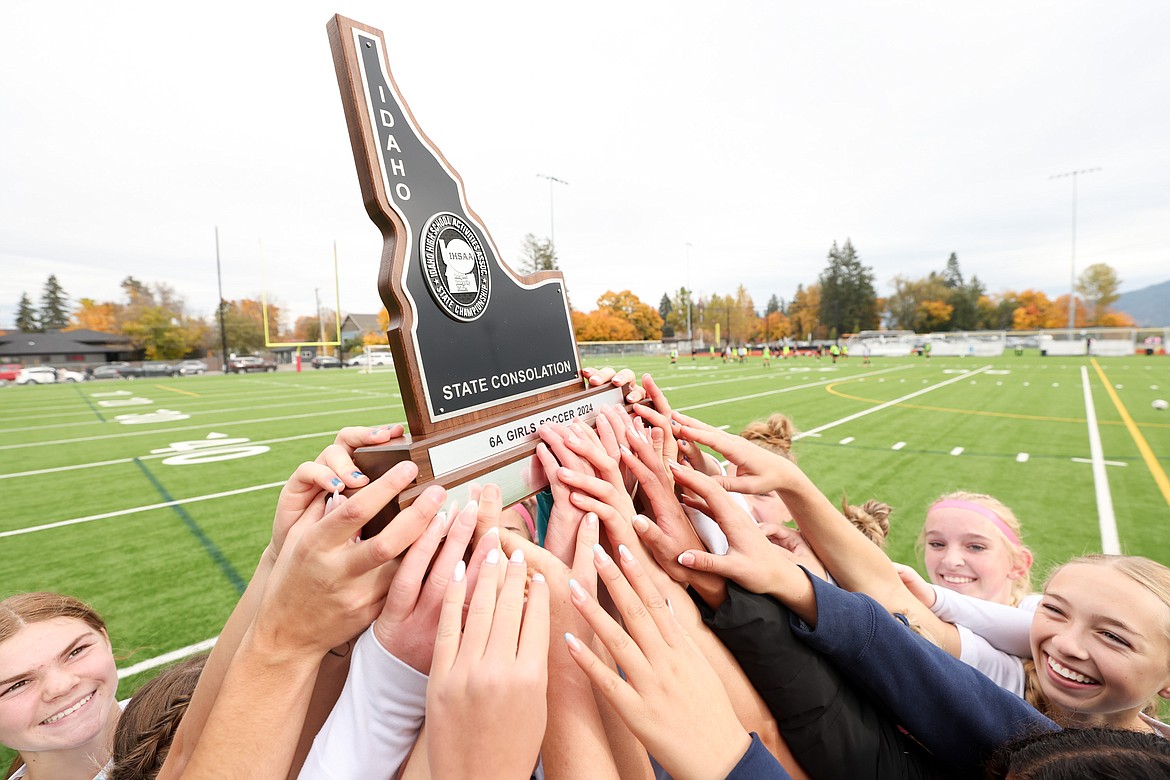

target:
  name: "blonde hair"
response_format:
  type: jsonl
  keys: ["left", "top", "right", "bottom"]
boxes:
{"left": 1, "top": 593, "right": 109, "bottom": 776}
{"left": 740, "top": 414, "right": 798, "bottom": 462}
{"left": 917, "top": 491, "right": 1034, "bottom": 604}
{"left": 1026, "top": 555, "right": 1170, "bottom": 721}
{"left": 841, "top": 497, "right": 892, "bottom": 549}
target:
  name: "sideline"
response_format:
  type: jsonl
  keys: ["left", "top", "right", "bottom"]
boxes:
{"left": 1080, "top": 367, "right": 1120, "bottom": 554}
{"left": 1091, "top": 359, "right": 1170, "bottom": 510}
{"left": 794, "top": 365, "right": 992, "bottom": 440}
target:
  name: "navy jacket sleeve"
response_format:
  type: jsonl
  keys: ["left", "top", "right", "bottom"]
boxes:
{"left": 789, "top": 571, "right": 1058, "bottom": 770}
{"left": 693, "top": 583, "right": 953, "bottom": 780}
{"left": 725, "top": 733, "right": 790, "bottom": 779}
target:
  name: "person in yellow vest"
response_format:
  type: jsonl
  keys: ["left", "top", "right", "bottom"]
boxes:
{"left": 829, "top": 343, "right": 841, "bottom": 364}
{"left": 762, "top": 344, "right": 771, "bottom": 367}
{"left": 670, "top": 347, "right": 678, "bottom": 366}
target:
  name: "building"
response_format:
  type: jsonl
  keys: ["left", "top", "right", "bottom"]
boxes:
{"left": 0, "top": 329, "right": 139, "bottom": 367}
{"left": 340, "top": 313, "right": 382, "bottom": 345}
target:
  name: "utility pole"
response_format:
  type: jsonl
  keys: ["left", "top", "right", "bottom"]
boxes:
{"left": 315, "top": 287, "right": 325, "bottom": 356}
{"left": 1049, "top": 167, "right": 1101, "bottom": 332}
{"left": 215, "top": 226, "right": 229, "bottom": 372}
{"left": 536, "top": 173, "right": 569, "bottom": 248}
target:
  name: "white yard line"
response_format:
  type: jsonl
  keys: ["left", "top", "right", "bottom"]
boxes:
{"left": 677, "top": 365, "right": 910, "bottom": 414}
{"left": 0, "top": 481, "right": 286, "bottom": 538}
{"left": 1080, "top": 366, "right": 1121, "bottom": 555}
{"left": 0, "top": 404, "right": 395, "bottom": 451}
{"left": 793, "top": 365, "right": 992, "bottom": 441}
{"left": 118, "top": 637, "right": 219, "bottom": 679}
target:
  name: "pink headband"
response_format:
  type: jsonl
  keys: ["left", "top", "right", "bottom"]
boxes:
{"left": 928, "top": 499, "right": 1023, "bottom": 548}
{"left": 511, "top": 502, "right": 536, "bottom": 538}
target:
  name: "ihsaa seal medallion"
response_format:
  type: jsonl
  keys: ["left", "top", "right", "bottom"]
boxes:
{"left": 420, "top": 212, "right": 491, "bottom": 322}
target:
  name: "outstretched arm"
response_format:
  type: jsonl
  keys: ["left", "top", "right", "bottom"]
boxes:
{"left": 160, "top": 425, "right": 406, "bottom": 779}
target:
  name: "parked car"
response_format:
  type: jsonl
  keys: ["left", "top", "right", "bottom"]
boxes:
{"left": 310, "top": 355, "right": 343, "bottom": 369}
{"left": 345, "top": 352, "right": 394, "bottom": 367}
{"left": 89, "top": 365, "right": 127, "bottom": 380}
{"left": 176, "top": 359, "right": 208, "bottom": 375}
{"left": 15, "top": 366, "right": 83, "bottom": 384}
{"left": 227, "top": 356, "right": 277, "bottom": 373}
{"left": 87, "top": 361, "right": 136, "bottom": 379}
{"left": 142, "top": 361, "right": 178, "bottom": 378}
{"left": 0, "top": 364, "right": 22, "bottom": 385}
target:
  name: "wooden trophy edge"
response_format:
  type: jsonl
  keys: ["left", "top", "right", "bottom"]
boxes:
{"left": 328, "top": 15, "right": 430, "bottom": 436}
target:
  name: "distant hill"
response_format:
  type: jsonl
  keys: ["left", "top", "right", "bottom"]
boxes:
{"left": 1115, "top": 280, "right": 1170, "bottom": 327}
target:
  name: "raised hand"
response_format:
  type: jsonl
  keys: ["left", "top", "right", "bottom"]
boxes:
{"left": 372, "top": 499, "right": 480, "bottom": 674}
{"left": 427, "top": 539, "right": 550, "bottom": 779}
{"left": 581, "top": 366, "right": 646, "bottom": 403}
{"left": 671, "top": 412, "right": 793, "bottom": 496}
{"left": 565, "top": 544, "right": 755, "bottom": 780}
{"left": 271, "top": 424, "right": 405, "bottom": 557}
{"left": 254, "top": 461, "right": 446, "bottom": 657}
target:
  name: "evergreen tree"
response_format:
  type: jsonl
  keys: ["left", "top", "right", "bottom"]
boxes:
{"left": 16, "top": 292, "right": 39, "bottom": 332}
{"left": 658, "top": 293, "right": 672, "bottom": 320}
{"left": 817, "top": 239, "right": 879, "bottom": 336}
{"left": 39, "top": 274, "right": 71, "bottom": 330}
{"left": 942, "top": 252, "right": 963, "bottom": 289}
{"left": 765, "top": 294, "right": 781, "bottom": 316}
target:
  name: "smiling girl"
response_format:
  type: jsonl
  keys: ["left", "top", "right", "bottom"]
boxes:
{"left": 1030, "top": 555, "right": 1170, "bottom": 735}
{"left": 1, "top": 593, "right": 122, "bottom": 780}
{"left": 920, "top": 492, "right": 1034, "bottom": 606}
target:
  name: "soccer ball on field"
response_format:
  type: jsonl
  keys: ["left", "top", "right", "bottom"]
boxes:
{"left": 1154, "top": 399, "right": 1169, "bottom": 411}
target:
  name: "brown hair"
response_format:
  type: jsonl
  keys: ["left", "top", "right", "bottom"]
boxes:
{"left": 917, "top": 491, "right": 1034, "bottom": 604}
{"left": 1, "top": 592, "right": 109, "bottom": 777}
{"left": 108, "top": 654, "right": 207, "bottom": 780}
{"left": 740, "top": 413, "right": 798, "bottom": 462}
{"left": 841, "top": 497, "right": 892, "bottom": 549}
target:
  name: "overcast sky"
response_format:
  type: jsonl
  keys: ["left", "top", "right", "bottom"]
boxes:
{"left": 2, "top": 1, "right": 1167, "bottom": 332}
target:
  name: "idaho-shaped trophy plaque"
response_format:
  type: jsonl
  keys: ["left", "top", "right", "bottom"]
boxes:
{"left": 328, "top": 15, "right": 627, "bottom": 533}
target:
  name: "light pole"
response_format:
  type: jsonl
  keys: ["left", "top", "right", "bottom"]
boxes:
{"left": 685, "top": 242, "right": 693, "bottom": 350}
{"left": 536, "top": 173, "right": 569, "bottom": 248}
{"left": 315, "top": 287, "right": 325, "bottom": 356}
{"left": 1049, "top": 167, "right": 1101, "bottom": 332}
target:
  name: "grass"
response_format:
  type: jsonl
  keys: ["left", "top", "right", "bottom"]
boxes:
{"left": 1, "top": 352, "right": 1168, "bottom": 764}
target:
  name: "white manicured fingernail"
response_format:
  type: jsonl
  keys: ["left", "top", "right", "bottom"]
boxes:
{"left": 453, "top": 559, "right": 466, "bottom": 582}
{"left": 510, "top": 548, "right": 525, "bottom": 564}
{"left": 486, "top": 547, "right": 501, "bottom": 565}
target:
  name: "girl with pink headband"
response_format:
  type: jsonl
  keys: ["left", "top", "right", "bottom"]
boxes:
{"left": 919, "top": 492, "right": 1035, "bottom": 607}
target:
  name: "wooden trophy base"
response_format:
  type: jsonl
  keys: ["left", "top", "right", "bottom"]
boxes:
{"left": 354, "top": 382, "right": 630, "bottom": 537}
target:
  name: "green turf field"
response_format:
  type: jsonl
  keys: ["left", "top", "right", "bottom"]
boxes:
{"left": 2, "top": 352, "right": 1168, "bottom": 716}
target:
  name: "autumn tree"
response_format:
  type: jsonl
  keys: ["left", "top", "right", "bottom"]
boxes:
{"left": 595, "top": 290, "right": 663, "bottom": 340}
{"left": 1010, "top": 289, "right": 1063, "bottom": 330}
{"left": 1076, "top": 263, "right": 1122, "bottom": 325}
{"left": 788, "top": 284, "right": 823, "bottom": 341}
{"left": 16, "top": 293, "right": 39, "bottom": 332}
{"left": 39, "top": 275, "right": 71, "bottom": 330}
{"left": 818, "top": 239, "right": 879, "bottom": 337}
{"left": 572, "top": 310, "right": 638, "bottom": 341}
{"left": 71, "top": 299, "right": 121, "bottom": 333}
{"left": 215, "top": 298, "right": 282, "bottom": 355}
{"left": 118, "top": 279, "right": 208, "bottom": 359}
{"left": 886, "top": 273, "right": 952, "bottom": 332}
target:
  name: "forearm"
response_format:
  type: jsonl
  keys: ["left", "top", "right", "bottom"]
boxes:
{"left": 541, "top": 662, "right": 622, "bottom": 780}
{"left": 160, "top": 547, "right": 276, "bottom": 778}
{"left": 776, "top": 467, "right": 959, "bottom": 653}
{"left": 180, "top": 626, "right": 321, "bottom": 779}
{"left": 297, "top": 627, "right": 427, "bottom": 779}
{"left": 789, "top": 572, "right": 1056, "bottom": 770}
